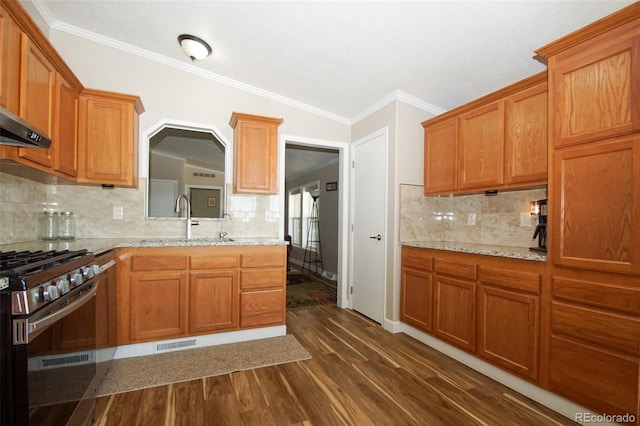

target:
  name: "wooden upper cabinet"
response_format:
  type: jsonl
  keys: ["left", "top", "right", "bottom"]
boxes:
{"left": 552, "top": 135, "right": 640, "bottom": 274}
{"left": 0, "top": 2, "right": 20, "bottom": 113}
{"left": 53, "top": 74, "right": 78, "bottom": 178}
{"left": 230, "top": 112, "right": 283, "bottom": 194}
{"left": 77, "top": 89, "right": 144, "bottom": 187}
{"left": 538, "top": 11, "right": 640, "bottom": 148}
{"left": 18, "top": 32, "right": 55, "bottom": 168}
{"left": 459, "top": 101, "right": 505, "bottom": 190}
{"left": 423, "top": 118, "right": 458, "bottom": 195}
{"left": 505, "top": 82, "right": 548, "bottom": 184}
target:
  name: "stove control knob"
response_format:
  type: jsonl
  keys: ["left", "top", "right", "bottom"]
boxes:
{"left": 70, "top": 271, "right": 83, "bottom": 286}
{"left": 92, "top": 264, "right": 101, "bottom": 275}
{"left": 33, "top": 286, "right": 46, "bottom": 303}
{"left": 44, "top": 285, "right": 60, "bottom": 301}
{"left": 82, "top": 266, "right": 95, "bottom": 280}
{"left": 56, "top": 278, "right": 71, "bottom": 295}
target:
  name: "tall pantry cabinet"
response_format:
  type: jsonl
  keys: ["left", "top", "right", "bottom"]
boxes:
{"left": 536, "top": 4, "right": 640, "bottom": 423}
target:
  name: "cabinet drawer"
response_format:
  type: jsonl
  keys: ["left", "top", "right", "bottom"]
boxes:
{"left": 435, "top": 258, "right": 477, "bottom": 281}
{"left": 131, "top": 256, "right": 187, "bottom": 271}
{"left": 549, "top": 336, "right": 639, "bottom": 420}
{"left": 479, "top": 266, "right": 540, "bottom": 295}
{"left": 240, "top": 269, "right": 285, "bottom": 290}
{"left": 241, "top": 251, "right": 285, "bottom": 268}
{"left": 402, "top": 247, "right": 433, "bottom": 271}
{"left": 552, "top": 276, "right": 640, "bottom": 315}
{"left": 552, "top": 301, "right": 640, "bottom": 356}
{"left": 190, "top": 255, "right": 239, "bottom": 270}
{"left": 240, "top": 289, "right": 284, "bottom": 328}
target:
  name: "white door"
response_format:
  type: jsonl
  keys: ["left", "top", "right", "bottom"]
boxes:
{"left": 351, "top": 129, "right": 387, "bottom": 324}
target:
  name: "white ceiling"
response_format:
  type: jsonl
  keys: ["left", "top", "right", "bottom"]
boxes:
{"left": 28, "top": 0, "right": 635, "bottom": 123}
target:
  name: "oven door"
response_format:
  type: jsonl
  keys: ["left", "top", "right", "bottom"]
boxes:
{"left": 14, "top": 279, "right": 99, "bottom": 426}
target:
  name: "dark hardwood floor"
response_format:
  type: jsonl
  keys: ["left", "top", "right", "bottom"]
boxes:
{"left": 94, "top": 306, "right": 576, "bottom": 425}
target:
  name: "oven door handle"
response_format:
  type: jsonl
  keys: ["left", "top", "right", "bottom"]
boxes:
{"left": 13, "top": 280, "right": 100, "bottom": 345}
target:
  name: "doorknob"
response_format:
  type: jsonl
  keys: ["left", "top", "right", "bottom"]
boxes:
{"left": 369, "top": 234, "right": 382, "bottom": 241}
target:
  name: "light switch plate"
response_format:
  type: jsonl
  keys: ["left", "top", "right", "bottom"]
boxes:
{"left": 520, "top": 212, "right": 531, "bottom": 227}
{"left": 113, "top": 206, "right": 124, "bottom": 220}
{"left": 467, "top": 213, "right": 476, "bottom": 226}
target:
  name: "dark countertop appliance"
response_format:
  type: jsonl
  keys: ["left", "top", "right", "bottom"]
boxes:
{"left": 530, "top": 199, "right": 547, "bottom": 253}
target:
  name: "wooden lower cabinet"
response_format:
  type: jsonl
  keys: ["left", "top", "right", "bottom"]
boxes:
{"left": 116, "top": 245, "right": 286, "bottom": 345}
{"left": 433, "top": 275, "right": 476, "bottom": 352}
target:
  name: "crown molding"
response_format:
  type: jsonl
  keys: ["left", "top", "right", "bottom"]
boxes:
{"left": 351, "top": 90, "right": 446, "bottom": 124}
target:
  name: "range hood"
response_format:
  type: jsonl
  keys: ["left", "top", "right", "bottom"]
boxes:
{"left": 0, "top": 105, "right": 51, "bottom": 148}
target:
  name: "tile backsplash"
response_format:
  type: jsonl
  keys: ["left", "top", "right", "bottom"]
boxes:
{"left": 400, "top": 184, "right": 547, "bottom": 248}
{"left": 0, "top": 172, "right": 279, "bottom": 245}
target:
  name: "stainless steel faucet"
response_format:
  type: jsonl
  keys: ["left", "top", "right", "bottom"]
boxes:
{"left": 174, "top": 194, "right": 196, "bottom": 239}
{"left": 219, "top": 212, "right": 231, "bottom": 239}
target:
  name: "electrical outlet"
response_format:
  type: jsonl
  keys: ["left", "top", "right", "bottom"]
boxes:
{"left": 113, "top": 206, "right": 124, "bottom": 220}
{"left": 467, "top": 213, "right": 476, "bottom": 226}
{"left": 520, "top": 212, "right": 531, "bottom": 227}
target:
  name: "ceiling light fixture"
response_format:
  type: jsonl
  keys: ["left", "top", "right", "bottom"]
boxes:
{"left": 178, "top": 34, "right": 212, "bottom": 61}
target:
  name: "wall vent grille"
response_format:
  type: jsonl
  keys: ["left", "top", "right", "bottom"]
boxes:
{"left": 193, "top": 172, "right": 216, "bottom": 178}
{"left": 41, "top": 352, "right": 93, "bottom": 368}
{"left": 156, "top": 339, "right": 197, "bottom": 352}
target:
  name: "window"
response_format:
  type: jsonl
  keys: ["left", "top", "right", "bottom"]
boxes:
{"left": 288, "top": 181, "right": 319, "bottom": 248}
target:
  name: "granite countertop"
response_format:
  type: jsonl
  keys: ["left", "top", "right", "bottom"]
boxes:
{"left": 402, "top": 241, "right": 547, "bottom": 262}
{"left": 0, "top": 237, "right": 288, "bottom": 255}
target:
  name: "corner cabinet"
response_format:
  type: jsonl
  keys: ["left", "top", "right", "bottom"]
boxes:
{"left": 77, "top": 89, "right": 144, "bottom": 187}
{"left": 229, "top": 112, "right": 283, "bottom": 194}
{"left": 0, "top": 2, "right": 20, "bottom": 112}
{"left": 422, "top": 72, "right": 547, "bottom": 196}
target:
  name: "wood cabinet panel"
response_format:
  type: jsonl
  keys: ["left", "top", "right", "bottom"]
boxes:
{"left": 423, "top": 118, "right": 458, "bottom": 194}
{"left": 229, "top": 112, "right": 283, "bottom": 194}
{"left": 131, "top": 255, "right": 187, "bottom": 271}
{"left": 0, "top": 2, "right": 20, "bottom": 112}
{"left": 401, "top": 246, "right": 433, "bottom": 271}
{"left": 240, "top": 269, "right": 285, "bottom": 291}
{"left": 189, "top": 271, "right": 238, "bottom": 333}
{"left": 479, "top": 266, "right": 540, "bottom": 294}
{"left": 434, "top": 258, "right": 477, "bottom": 281}
{"left": 78, "top": 89, "right": 143, "bottom": 187}
{"left": 241, "top": 249, "right": 286, "bottom": 268}
{"left": 546, "top": 21, "right": 640, "bottom": 148}
{"left": 549, "top": 336, "right": 639, "bottom": 421}
{"left": 552, "top": 275, "right": 640, "bottom": 315}
{"left": 240, "top": 289, "right": 284, "bottom": 328}
{"left": 400, "top": 267, "right": 432, "bottom": 333}
{"left": 477, "top": 285, "right": 539, "bottom": 381}
{"left": 458, "top": 101, "right": 505, "bottom": 190}
{"left": 552, "top": 135, "right": 640, "bottom": 274}
{"left": 551, "top": 301, "right": 640, "bottom": 356}
{"left": 129, "top": 272, "right": 188, "bottom": 342}
{"left": 53, "top": 74, "right": 78, "bottom": 177}
{"left": 190, "top": 254, "right": 239, "bottom": 270}
{"left": 504, "top": 82, "right": 548, "bottom": 184}
{"left": 18, "top": 32, "right": 54, "bottom": 168}
{"left": 433, "top": 275, "right": 476, "bottom": 352}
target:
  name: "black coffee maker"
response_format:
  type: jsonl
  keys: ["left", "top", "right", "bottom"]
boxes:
{"left": 530, "top": 199, "right": 547, "bottom": 253}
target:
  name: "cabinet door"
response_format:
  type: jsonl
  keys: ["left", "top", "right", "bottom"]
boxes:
{"left": 230, "top": 113, "right": 282, "bottom": 194}
{"left": 548, "top": 23, "right": 640, "bottom": 148}
{"left": 78, "top": 90, "right": 141, "bottom": 187}
{"left": 54, "top": 74, "right": 78, "bottom": 178}
{"left": 400, "top": 267, "right": 432, "bottom": 333}
{"left": 433, "top": 275, "right": 476, "bottom": 352}
{"left": 459, "top": 101, "right": 505, "bottom": 190}
{"left": 551, "top": 135, "right": 640, "bottom": 274}
{"left": 129, "top": 271, "right": 188, "bottom": 342}
{"left": 505, "top": 82, "right": 547, "bottom": 184}
{"left": 0, "top": 3, "right": 20, "bottom": 112}
{"left": 189, "top": 270, "right": 238, "bottom": 333}
{"left": 477, "top": 285, "right": 539, "bottom": 381}
{"left": 240, "top": 289, "right": 285, "bottom": 328}
{"left": 423, "top": 118, "right": 458, "bottom": 194}
{"left": 18, "top": 33, "right": 54, "bottom": 168}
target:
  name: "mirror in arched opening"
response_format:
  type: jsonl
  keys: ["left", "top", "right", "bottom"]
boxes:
{"left": 148, "top": 126, "right": 226, "bottom": 218}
